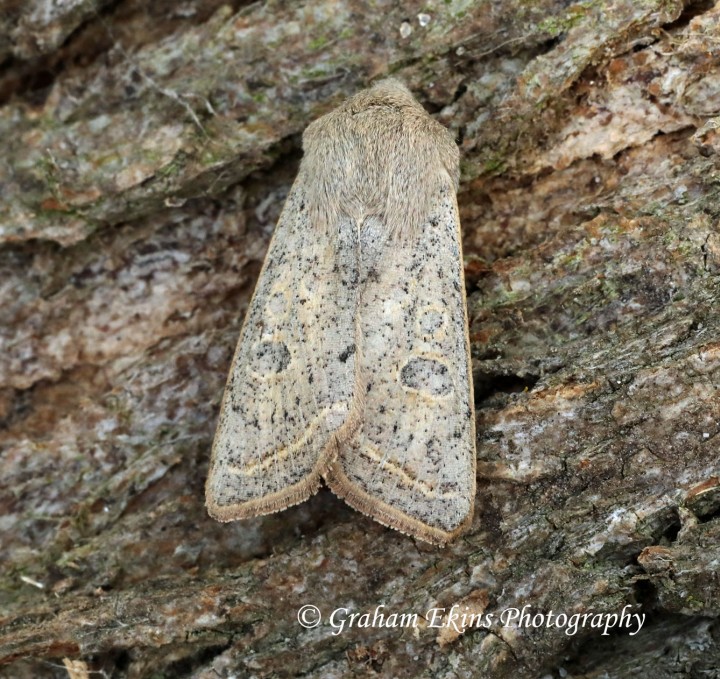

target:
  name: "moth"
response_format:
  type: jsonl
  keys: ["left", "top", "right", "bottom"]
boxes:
{"left": 206, "top": 79, "right": 476, "bottom": 545}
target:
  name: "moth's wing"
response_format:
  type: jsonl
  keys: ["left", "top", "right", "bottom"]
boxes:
{"left": 206, "top": 183, "right": 359, "bottom": 520}
{"left": 325, "top": 182, "right": 476, "bottom": 544}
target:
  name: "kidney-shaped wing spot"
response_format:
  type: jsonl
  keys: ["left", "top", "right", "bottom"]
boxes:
{"left": 248, "top": 338, "right": 293, "bottom": 380}
{"left": 399, "top": 355, "right": 455, "bottom": 399}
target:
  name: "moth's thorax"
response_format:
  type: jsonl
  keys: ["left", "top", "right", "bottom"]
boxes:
{"left": 301, "top": 79, "right": 459, "bottom": 238}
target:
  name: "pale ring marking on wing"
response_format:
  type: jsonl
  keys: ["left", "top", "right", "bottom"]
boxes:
{"left": 415, "top": 304, "right": 448, "bottom": 341}
{"left": 227, "top": 403, "right": 349, "bottom": 476}
{"left": 359, "top": 442, "right": 460, "bottom": 499}
{"left": 265, "top": 286, "right": 291, "bottom": 321}
{"left": 299, "top": 275, "right": 320, "bottom": 299}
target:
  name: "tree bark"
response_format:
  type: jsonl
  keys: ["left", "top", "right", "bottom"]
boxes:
{"left": 1, "top": 0, "right": 720, "bottom": 677}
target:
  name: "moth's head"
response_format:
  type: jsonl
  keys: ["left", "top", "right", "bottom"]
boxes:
{"left": 345, "top": 78, "right": 421, "bottom": 114}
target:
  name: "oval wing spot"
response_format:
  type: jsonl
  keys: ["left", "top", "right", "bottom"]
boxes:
{"left": 251, "top": 340, "right": 291, "bottom": 378}
{"left": 266, "top": 288, "right": 290, "bottom": 320}
{"left": 416, "top": 305, "right": 448, "bottom": 340}
{"left": 300, "top": 276, "right": 317, "bottom": 297}
{"left": 400, "top": 357, "right": 453, "bottom": 397}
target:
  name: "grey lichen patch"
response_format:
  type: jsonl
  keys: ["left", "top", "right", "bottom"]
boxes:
{"left": 461, "top": 0, "right": 693, "bottom": 178}
{"left": 6, "top": 0, "right": 115, "bottom": 60}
